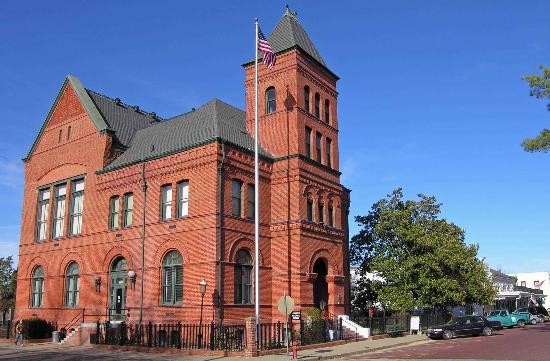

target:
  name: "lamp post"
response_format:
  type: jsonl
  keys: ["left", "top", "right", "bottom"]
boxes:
{"left": 198, "top": 279, "right": 207, "bottom": 348}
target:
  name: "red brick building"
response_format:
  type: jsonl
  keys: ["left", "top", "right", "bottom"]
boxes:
{"left": 15, "top": 11, "right": 351, "bottom": 327}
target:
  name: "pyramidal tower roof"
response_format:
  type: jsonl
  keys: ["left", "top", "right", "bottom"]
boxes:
{"left": 268, "top": 7, "right": 326, "bottom": 67}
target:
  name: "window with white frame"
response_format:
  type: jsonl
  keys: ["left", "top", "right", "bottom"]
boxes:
{"left": 31, "top": 266, "right": 44, "bottom": 308}
{"left": 52, "top": 184, "right": 67, "bottom": 238}
{"left": 109, "top": 196, "right": 120, "bottom": 230}
{"left": 232, "top": 180, "right": 243, "bottom": 217}
{"left": 161, "top": 185, "right": 172, "bottom": 220}
{"left": 36, "top": 189, "right": 50, "bottom": 241}
{"left": 69, "top": 179, "right": 84, "bottom": 235}
{"left": 123, "top": 193, "right": 133, "bottom": 227}
{"left": 177, "top": 182, "right": 189, "bottom": 218}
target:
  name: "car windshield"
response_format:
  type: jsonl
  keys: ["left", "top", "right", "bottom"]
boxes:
{"left": 488, "top": 311, "right": 500, "bottom": 317}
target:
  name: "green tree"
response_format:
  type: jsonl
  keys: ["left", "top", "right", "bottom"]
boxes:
{"left": 350, "top": 189, "right": 496, "bottom": 311}
{"left": 522, "top": 65, "right": 550, "bottom": 152}
{"left": 0, "top": 256, "right": 17, "bottom": 313}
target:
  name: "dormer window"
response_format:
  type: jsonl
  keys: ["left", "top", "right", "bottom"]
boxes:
{"left": 266, "top": 87, "right": 276, "bottom": 114}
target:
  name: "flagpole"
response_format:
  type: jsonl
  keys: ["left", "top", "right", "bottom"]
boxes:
{"left": 254, "top": 18, "right": 260, "bottom": 328}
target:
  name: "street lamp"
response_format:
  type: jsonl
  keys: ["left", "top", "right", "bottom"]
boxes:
{"left": 198, "top": 279, "right": 207, "bottom": 348}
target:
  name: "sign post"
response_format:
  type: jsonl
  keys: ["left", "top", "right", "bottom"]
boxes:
{"left": 277, "top": 293, "right": 295, "bottom": 357}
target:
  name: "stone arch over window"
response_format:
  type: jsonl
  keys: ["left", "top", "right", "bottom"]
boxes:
{"left": 266, "top": 86, "right": 276, "bottom": 114}
{"left": 102, "top": 246, "right": 133, "bottom": 273}
{"left": 65, "top": 262, "right": 80, "bottom": 307}
{"left": 161, "top": 250, "right": 183, "bottom": 305}
{"left": 228, "top": 237, "right": 264, "bottom": 266}
{"left": 234, "top": 249, "right": 253, "bottom": 304}
{"left": 31, "top": 265, "right": 45, "bottom": 308}
{"left": 308, "top": 248, "right": 340, "bottom": 275}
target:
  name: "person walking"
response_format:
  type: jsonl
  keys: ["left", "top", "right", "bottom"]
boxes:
{"left": 15, "top": 321, "right": 24, "bottom": 346}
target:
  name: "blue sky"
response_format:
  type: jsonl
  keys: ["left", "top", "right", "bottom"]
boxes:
{"left": 0, "top": 1, "right": 548, "bottom": 273}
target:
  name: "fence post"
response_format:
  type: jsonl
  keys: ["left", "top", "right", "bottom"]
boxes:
{"left": 209, "top": 321, "right": 215, "bottom": 350}
{"left": 105, "top": 320, "right": 110, "bottom": 344}
{"left": 177, "top": 322, "right": 182, "bottom": 349}
{"left": 6, "top": 319, "right": 11, "bottom": 339}
{"left": 299, "top": 319, "right": 304, "bottom": 346}
{"left": 243, "top": 317, "right": 257, "bottom": 357}
{"left": 119, "top": 322, "right": 125, "bottom": 346}
{"left": 96, "top": 321, "right": 100, "bottom": 344}
{"left": 147, "top": 322, "right": 152, "bottom": 347}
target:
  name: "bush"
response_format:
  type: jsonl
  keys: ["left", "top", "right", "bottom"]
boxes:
{"left": 22, "top": 317, "right": 55, "bottom": 339}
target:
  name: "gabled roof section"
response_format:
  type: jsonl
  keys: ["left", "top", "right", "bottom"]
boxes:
{"left": 24, "top": 75, "right": 111, "bottom": 160}
{"left": 86, "top": 90, "right": 160, "bottom": 148}
{"left": 102, "top": 99, "right": 271, "bottom": 172}
{"left": 268, "top": 9, "right": 326, "bottom": 66}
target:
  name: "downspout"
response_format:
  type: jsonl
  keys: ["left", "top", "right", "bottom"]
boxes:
{"left": 139, "top": 161, "right": 148, "bottom": 325}
{"left": 216, "top": 141, "right": 226, "bottom": 322}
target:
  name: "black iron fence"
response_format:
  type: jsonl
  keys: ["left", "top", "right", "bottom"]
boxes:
{"left": 256, "top": 317, "right": 342, "bottom": 351}
{"left": 95, "top": 321, "right": 245, "bottom": 351}
{"left": 352, "top": 312, "right": 447, "bottom": 336}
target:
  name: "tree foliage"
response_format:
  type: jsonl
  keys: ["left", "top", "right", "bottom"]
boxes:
{"left": 350, "top": 189, "right": 496, "bottom": 311}
{"left": 522, "top": 65, "right": 550, "bottom": 152}
{"left": 0, "top": 256, "right": 17, "bottom": 312}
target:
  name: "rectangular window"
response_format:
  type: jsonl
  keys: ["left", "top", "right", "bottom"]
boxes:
{"left": 232, "top": 180, "right": 243, "bottom": 217}
{"left": 316, "top": 132, "right": 322, "bottom": 163}
{"left": 305, "top": 127, "right": 312, "bottom": 158}
{"left": 69, "top": 179, "right": 84, "bottom": 236}
{"left": 521, "top": 281, "right": 526, "bottom": 287}
{"left": 31, "top": 278, "right": 44, "bottom": 308}
{"left": 161, "top": 185, "right": 172, "bottom": 220}
{"left": 177, "top": 181, "right": 189, "bottom": 218}
{"left": 247, "top": 184, "right": 255, "bottom": 219}
{"left": 326, "top": 138, "right": 332, "bottom": 168}
{"left": 318, "top": 202, "right": 324, "bottom": 224}
{"left": 123, "top": 193, "right": 133, "bottom": 227}
{"left": 534, "top": 280, "right": 540, "bottom": 288}
{"left": 52, "top": 184, "right": 67, "bottom": 239}
{"left": 36, "top": 189, "right": 50, "bottom": 241}
{"left": 328, "top": 204, "right": 334, "bottom": 227}
{"left": 109, "top": 196, "right": 120, "bottom": 230}
{"left": 307, "top": 199, "right": 314, "bottom": 222}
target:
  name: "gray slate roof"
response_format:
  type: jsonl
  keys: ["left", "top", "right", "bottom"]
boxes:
{"left": 87, "top": 90, "right": 159, "bottom": 148}
{"left": 268, "top": 12, "right": 326, "bottom": 66}
{"left": 103, "top": 99, "right": 271, "bottom": 171}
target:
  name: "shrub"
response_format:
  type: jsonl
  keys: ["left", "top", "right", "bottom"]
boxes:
{"left": 22, "top": 317, "right": 55, "bottom": 339}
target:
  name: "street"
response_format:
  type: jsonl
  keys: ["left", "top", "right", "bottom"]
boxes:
{"left": 347, "top": 322, "right": 550, "bottom": 361}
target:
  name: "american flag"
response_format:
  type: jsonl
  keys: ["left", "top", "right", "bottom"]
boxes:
{"left": 258, "top": 27, "right": 276, "bottom": 69}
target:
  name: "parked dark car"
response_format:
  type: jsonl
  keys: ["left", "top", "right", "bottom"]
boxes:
{"left": 534, "top": 306, "right": 549, "bottom": 322}
{"left": 427, "top": 316, "right": 498, "bottom": 340}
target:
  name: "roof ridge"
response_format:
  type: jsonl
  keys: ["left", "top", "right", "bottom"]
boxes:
{"left": 85, "top": 88, "right": 164, "bottom": 120}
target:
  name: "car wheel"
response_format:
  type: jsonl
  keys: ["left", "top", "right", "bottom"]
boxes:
{"left": 482, "top": 327, "right": 492, "bottom": 336}
{"left": 517, "top": 320, "right": 525, "bottom": 328}
{"left": 531, "top": 318, "right": 537, "bottom": 325}
{"left": 442, "top": 330, "right": 453, "bottom": 340}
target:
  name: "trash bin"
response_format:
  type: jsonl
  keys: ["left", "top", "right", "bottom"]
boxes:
{"left": 52, "top": 331, "right": 59, "bottom": 343}
{"left": 328, "top": 329, "right": 334, "bottom": 341}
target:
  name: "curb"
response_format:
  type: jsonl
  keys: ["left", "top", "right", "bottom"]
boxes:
{"left": 297, "top": 338, "right": 429, "bottom": 360}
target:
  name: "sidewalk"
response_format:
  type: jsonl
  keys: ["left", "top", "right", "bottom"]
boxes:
{"left": 223, "top": 334, "right": 429, "bottom": 361}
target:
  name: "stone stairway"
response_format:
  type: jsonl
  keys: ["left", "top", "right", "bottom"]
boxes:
{"left": 338, "top": 315, "right": 370, "bottom": 340}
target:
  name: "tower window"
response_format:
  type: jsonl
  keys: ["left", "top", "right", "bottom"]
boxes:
{"left": 305, "top": 127, "right": 312, "bottom": 158}
{"left": 307, "top": 198, "right": 314, "bottom": 222}
{"left": 232, "top": 180, "right": 243, "bottom": 217}
{"left": 304, "top": 86, "right": 310, "bottom": 112}
{"left": 318, "top": 202, "right": 324, "bottom": 224}
{"left": 316, "top": 132, "right": 322, "bottom": 163}
{"left": 324, "top": 99, "right": 330, "bottom": 123}
{"left": 234, "top": 249, "right": 253, "bottom": 304}
{"left": 328, "top": 202, "right": 334, "bottom": 227}
{"left": 314, "top": 93, "right": 320, "bottom": 118}
{"left": 266, "top": 87, "right": 276, "bottom": 114}
{"left": 326, "top": 138, "right": 332, "bottom": 168}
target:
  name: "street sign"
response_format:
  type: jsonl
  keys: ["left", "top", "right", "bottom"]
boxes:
{"left": 291, "top": 311, "right": 301, "bottom": 320}
{"left": 277, "top": 294, "right": 295, "bottom": 317}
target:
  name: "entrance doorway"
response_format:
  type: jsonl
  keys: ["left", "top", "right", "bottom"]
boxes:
{"left": 109, "top": 257, "right": 128, "bottom": 320}
{"left": 313, "top": 258, "right": 328, "bottom": 310}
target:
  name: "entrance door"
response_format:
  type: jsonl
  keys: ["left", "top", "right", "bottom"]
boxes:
{"left": 313, "top": 259, "right": 328, "bottom": 310}
{"left": 109, "top": 257, "right": 128, "bottom": 320}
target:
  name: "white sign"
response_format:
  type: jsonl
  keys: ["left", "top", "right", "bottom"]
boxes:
{"left": 410, "top": 316, "right": 420, "bottom": 331}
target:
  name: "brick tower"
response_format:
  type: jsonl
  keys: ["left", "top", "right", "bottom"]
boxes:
{"left": 243, "top": 9, "right": 350, "bottom": 318}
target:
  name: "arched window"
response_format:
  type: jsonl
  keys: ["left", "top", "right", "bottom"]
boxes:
{"left": 65, "top": 262, "right": 80, "bottom": 307}
{"left": 314, "top": 93, "right": 320, "bottom": 118}
{"left": 266, "top": 87, "right": 276, "bottom": 114}
{"left": 31, "top": 266, "right": 44, "bottom": 308}
{"left": 324, "top": 99, "right": 330, "bottom": 123}
{"left": 234, "top": 249, "right": 253, "bottom": 304}
{"left": 304, "top": 86, "right": 310, "bottom": 112}
{"left": 162, "top": 250, "right": 183, "bottom": 305}
{"left": 328, "top": 201, "right": 334, "bottom": 227}
{"left": 67, "top": 126, "right": 72, "bottom": 140}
